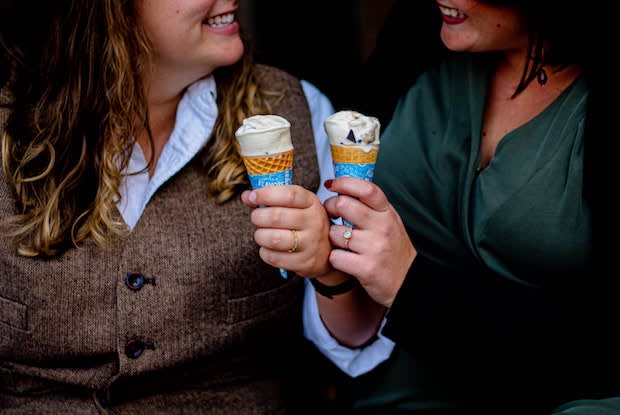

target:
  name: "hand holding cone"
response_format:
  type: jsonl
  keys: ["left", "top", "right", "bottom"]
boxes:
{"left": 324, "top": 110, "right": 381, "bottom": 228}
{"left": 235, "top": 115, "right": 294, "bottom": 279}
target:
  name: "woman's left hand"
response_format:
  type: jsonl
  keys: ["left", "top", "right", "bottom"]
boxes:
{"left": 241, "top": 185, "right": 332, "bottom": 278}
{"left": 323, "top": 177, "right": 416, "bottom": 307}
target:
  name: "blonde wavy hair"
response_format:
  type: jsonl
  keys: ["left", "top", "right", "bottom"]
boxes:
{"left": 0, "top": 0, "right": 273, "bottom": 257}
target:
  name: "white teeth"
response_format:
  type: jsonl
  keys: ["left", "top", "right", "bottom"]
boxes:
{"left": 439, "top": 6, "right": 465, "bottom": 18}
{"left": 206, "top": 12, "right": 235, "bottom": 27}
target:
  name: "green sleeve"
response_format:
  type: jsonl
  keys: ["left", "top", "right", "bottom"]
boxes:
{"left": 551, "top": 398, "right": 620, "bottom": 415}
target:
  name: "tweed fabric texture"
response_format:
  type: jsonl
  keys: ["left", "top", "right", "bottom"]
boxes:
{"left": 0, "top": 65, "right": 320, "bottom": 414}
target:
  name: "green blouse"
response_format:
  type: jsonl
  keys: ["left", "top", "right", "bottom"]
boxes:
{"left": 374, "top": 53, "right": 591, "bottom": 286}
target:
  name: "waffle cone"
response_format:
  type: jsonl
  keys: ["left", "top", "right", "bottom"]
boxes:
{"left": 330, "top": 145, "right": 378, "bottom": 164}
{"left": 242, "top": 150, "right": 293, "bottom": 175}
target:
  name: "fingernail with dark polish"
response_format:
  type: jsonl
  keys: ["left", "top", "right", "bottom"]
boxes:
{"left": 324, "top": 179, "right": 333, "bottom": 189}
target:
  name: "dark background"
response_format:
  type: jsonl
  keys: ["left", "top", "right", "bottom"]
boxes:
{"left": 239, "top": 0, "right": 397, "bottom": 111}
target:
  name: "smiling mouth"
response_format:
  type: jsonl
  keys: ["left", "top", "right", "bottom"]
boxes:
{"left": 204, "top": 12, "right": 236, "bottom": 27}
{"left": 438, "top": 4, "right": 466, "bottom": 19}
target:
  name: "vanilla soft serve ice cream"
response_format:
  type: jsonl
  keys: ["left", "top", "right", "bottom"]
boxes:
{"left": 324, "top": 110, "right": 380, "bottom": 152}
{"left": 235, "top": 115, "right": 293, "bottom": 157}
{"left": 324, "top": 110, "right": 380, "bottom": 182}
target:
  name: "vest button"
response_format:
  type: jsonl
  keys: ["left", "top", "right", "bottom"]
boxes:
{"left": 125, "top": 272, "right": 145, "bottom": 291}
{"left": 124, "top": 337, "right": 145, "bottom": 359}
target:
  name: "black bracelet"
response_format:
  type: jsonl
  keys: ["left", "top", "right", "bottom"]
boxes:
{"left": 310, "top": 276, "right": 360, "bottom": 299}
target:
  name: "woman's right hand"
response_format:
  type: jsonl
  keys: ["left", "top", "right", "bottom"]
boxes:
{"left": 240, "top": 184, "right": 333, "bottom": 278}
{"left": 323, "top": 177, "right": 417, "bottom": 307}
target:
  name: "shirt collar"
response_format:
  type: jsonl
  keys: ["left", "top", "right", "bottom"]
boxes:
{"left": 118, "top": 75, "right": 218, "bottom": 229}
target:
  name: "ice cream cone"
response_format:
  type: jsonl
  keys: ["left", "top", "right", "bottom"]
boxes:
{"left": 241, "top": 150, "right": 294, "bottom": 189}
{"left": 325, "top": 110, "right": 381, "bottom": 182}
{"left": 236, "top": 115, "right": 294, "bottom": 189}
{"left": 325, "top": 110, "right": 381, "bottom": 228}
{"left": 235, "top": 114, "right": 295, "bottom": 279}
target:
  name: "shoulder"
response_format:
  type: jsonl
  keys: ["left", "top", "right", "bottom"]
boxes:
{"left": 252, "top": 64, "right": 333, "bottom": 112}
{"left": 417, "top": 52, "right": 478, "bottom": 87}
{"left": 254, "top": 64, "right": 301, "bottom": 88}
{"left": 395, "top": 52, "right": 482, "bottom": 111}
{"left": 253, "top": 63, "right": 310, "bottom": 121}
{"left": 386, "top": 54, "right": 482, "bottom": 139}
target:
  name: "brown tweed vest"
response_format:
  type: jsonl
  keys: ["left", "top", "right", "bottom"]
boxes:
{"left": 0, "top": 65, "right": 320, "bottom": 414}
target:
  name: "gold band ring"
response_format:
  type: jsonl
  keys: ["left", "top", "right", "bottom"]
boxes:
{"left": 343, "top": 228, "right": 353, "bottom": 250}
{"left": 288, "top": 229, "right": 299, "bottom": 253}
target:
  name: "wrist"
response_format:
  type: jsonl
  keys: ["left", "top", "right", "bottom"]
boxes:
{"left": 310, "top": 275, "right": 360, "bottom": 299}
{"left": 313, "top": 271, "right": 349, "bottom": 286}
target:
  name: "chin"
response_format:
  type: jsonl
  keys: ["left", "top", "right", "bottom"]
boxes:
{"left": 216, "top": 40, "right": 244, "bottom": 66}
{"left": 440, "top": 30, "right": 470, "bottom": 52}
{"left": 227, "top": 46, "right": 245, "bottom": 64}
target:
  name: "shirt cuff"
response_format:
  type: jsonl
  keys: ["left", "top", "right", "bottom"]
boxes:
{"left": 302, "top": 279, "right": 395, "bottom": 377}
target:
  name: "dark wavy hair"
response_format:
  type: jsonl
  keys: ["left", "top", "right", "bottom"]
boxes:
{"left": 472, "top": 0, "right": 594, "bottom": 96}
